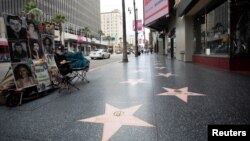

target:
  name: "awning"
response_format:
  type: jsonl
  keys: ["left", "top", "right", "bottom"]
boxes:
{"left": 145, "top": 16, "right": 169, "bottom": 31}
{"left": 177, "top": 0, "right": 199, "bottom": 17}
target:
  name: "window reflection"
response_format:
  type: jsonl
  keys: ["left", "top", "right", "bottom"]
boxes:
{"left": 195, "top": 2, "right": 229, "bottom": 55}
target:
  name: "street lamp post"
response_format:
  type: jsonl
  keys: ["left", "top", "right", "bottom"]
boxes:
{"left": 133, "top": 0, "right": 139, "bottom": 57}
{"left": 122, "top": 0, "right": 128, "bottom": 62}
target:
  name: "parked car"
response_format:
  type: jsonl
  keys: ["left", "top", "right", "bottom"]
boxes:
{"left": 115, "top": 50, "right": 122, "bottom": 54}
{"left": 127, "top": 50, "right": 131, "bottom": 54}
{"left": 89, "top": 49, "right": 111, "bottom": 59}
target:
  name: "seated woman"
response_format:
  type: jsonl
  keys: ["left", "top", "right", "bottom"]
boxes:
{"left": 64, "top": 51, "right": 90, "bottom": 69}
{"left": 54, "top": 46, "right": 90, "bottom": 75}
{"left": 54, "top": 46, "right": 72, "bottom": 76}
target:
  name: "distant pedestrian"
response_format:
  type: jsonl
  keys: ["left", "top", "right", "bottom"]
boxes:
{"left": 141, "top": 49, "right": 144, "bottom": 54}
{"left": 150, "top": 48, "right": 153, "bottom": 54}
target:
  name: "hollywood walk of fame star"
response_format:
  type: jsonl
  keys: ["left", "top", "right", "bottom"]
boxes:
{"left": 157, "top": 87, "right": 206, "bottom": 103}
{"left": 155, "top": 67, "right": 166, "bottom": 70}
{"left": 120, "top": 79, "right": 147, "bottom": 86}
{"left": 156, "top": 73, "right": 175, "bottom": 78}
{"left": 154, "top": 63, "right": 163, "bottom": 66}
{"left": 78, "top": 104, "right": 154, "bottom": 141}
{"left": 154, "top": 61, "right": 161, "bottom": 63}
{"left": 131, "top": 69, "right": 145, "bottom": 73}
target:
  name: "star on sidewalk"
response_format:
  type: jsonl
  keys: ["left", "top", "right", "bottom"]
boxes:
{"left": 120, "top": 79, "right": 147, "bottom": 86}
{"left": 157, "top": 87, "right": 206, "bottom": 103}
{"left": 156, "top": 73, "right": 175, "bottom": 78}
{"left": 131, "top": 69, "right": 145, "bottom": 73}
{"left": 154, "top": 63, "right": 163, "bottom": 66}
{"left": 155, "top": 67, "right": 166, "bottom": 70}
{"left": 78, "top": 104, "right": 154, "bottom": 141}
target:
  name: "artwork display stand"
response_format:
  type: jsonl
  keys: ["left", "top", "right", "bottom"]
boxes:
{"left": 0, "top": 14, "right": 60, "bottom": 107}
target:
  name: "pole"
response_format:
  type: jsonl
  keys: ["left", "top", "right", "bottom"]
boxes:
{"left": 134, "top": 0, "right": 139, "bottom": 57}
{"left": 143, "top": 29, "right": 146, "bottom": 48}
{"left": 122, "top": 0, "right": 128, "bottom": 62}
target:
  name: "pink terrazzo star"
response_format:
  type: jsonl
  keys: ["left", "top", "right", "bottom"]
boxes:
{"left": 154, "top": 63, "right": 163, "bottom": 66}
{"left": 156, "top": 73, "right": 175, "bottom": 78}
{"left": 155, "top": 67, "right": 166, "bottom": 70}
{"left": 120, "top": 79, "right": 147, "bottom": 86}
{"left": 131, "top": 69, "right": 145, "bottom": 73}
{"left": 157, "top": 87, "right": 206, "bottom": 103}
{"left": 78, "top": 104, "right": 154, "bottom": 141}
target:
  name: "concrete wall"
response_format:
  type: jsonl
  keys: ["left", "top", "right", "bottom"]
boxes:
{"left": 152, "top": 32, "right": 158, "bottom": 52}
{"left": 176, "top": 16, "right": 186, "bottom": 61}
{"left": 185, "top": 16, "right": 194, "bottom": 61}
{"left": 176, "top": 15, "right": 194, "bottom": 62}
{"left": 158, "top": 38, "right": 164, "bottom": 55}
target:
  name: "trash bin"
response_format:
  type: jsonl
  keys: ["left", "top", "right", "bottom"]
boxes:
{"left": 206, "top": 48, "right": 210, "bottom": 55}
{"left": 180, "top": 51, "right": 185, "bottom": 61}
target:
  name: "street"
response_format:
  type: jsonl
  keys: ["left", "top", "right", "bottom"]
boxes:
{"left": 0, "top": 53, "right": 134, "bottom": 80}
{"left": 87, "top": 53, "right": 134, "bottom": 71}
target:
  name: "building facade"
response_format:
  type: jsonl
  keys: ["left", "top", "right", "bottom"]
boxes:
{"left": 101, "top": 9, "right": 122, "bottom": 42}
{"left": 145, "top": 0, "right": 250, "bottom": 71}
{"left": 176, "top": 0, "right": 250, "bottom": 71}
{"left": 0, "top": 0, "right": 100, "bottom": 35}
{"left": 0, "top": 0, "right": 101, "bottom": 55}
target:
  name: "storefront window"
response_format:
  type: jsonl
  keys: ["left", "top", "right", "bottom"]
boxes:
{"left": 194, "top": 1, "right": 229, "bottom": 55}
{"left": 230, "top": 0, "right": 250, "bottom": 57}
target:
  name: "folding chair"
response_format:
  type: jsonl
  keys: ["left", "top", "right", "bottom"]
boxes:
{"left": 64, "top": 52, "right": 90, "bottom": 83}
{"left": 71, "top": 66, "right": 90, "bottom": 83}
{"left": 54, "top": 55, "right": 80, "bottom": 93}
{"left": 58, "top": 74, "right": 79, "bottom": 93}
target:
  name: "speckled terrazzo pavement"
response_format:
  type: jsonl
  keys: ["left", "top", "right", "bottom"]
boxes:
{"left": 0, "top": 54, "right": 250, "bottom": 141}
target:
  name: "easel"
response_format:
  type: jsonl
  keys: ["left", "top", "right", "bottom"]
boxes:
{"left": 0, "top": 66, "right": 24, "bottom": 106}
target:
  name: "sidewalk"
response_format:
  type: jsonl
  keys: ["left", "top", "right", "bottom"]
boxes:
{"left": 0, "top": 54, "right": 250, "bottom": 141}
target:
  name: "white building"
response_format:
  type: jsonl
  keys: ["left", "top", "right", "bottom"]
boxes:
{"left": 101, "top": 9, "right": 123, "bottom": 43}
{"left": 128, "top": 35, "right": 135, "bottom": 45}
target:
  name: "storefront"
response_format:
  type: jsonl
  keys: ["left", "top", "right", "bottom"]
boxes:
{"left": 178, "top": 0, "right": 250, "bottom": 71}
{"left": 143, "top": 0, "right": 171, "bottom": 55}
{"left": 192, "top": 1, "right": 230, "bottom": 69}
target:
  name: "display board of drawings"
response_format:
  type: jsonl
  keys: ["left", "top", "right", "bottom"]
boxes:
{"left": 4, "top": 14, "right": 60, "bottom": 92}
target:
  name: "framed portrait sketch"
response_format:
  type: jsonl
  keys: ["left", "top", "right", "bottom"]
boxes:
{"left": 12, "top": 63, "right": 37, "bottom": 89}
{"left": 28, "top": 39, "right": 44, "bottom": 60}
{"left": 27, "top": 20, "right": 40, "bottom": 40}
{"left": 4, "top": 15, "right": 27, "bottom": 40}
{"left": 42, "top": 35, "right": 54, "bottom": 54}
{"left": 48, "top": 66, "right": 60, "bottom": 86}
{"left": 9, "top": 40, "right": 30, "bottom": 62}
